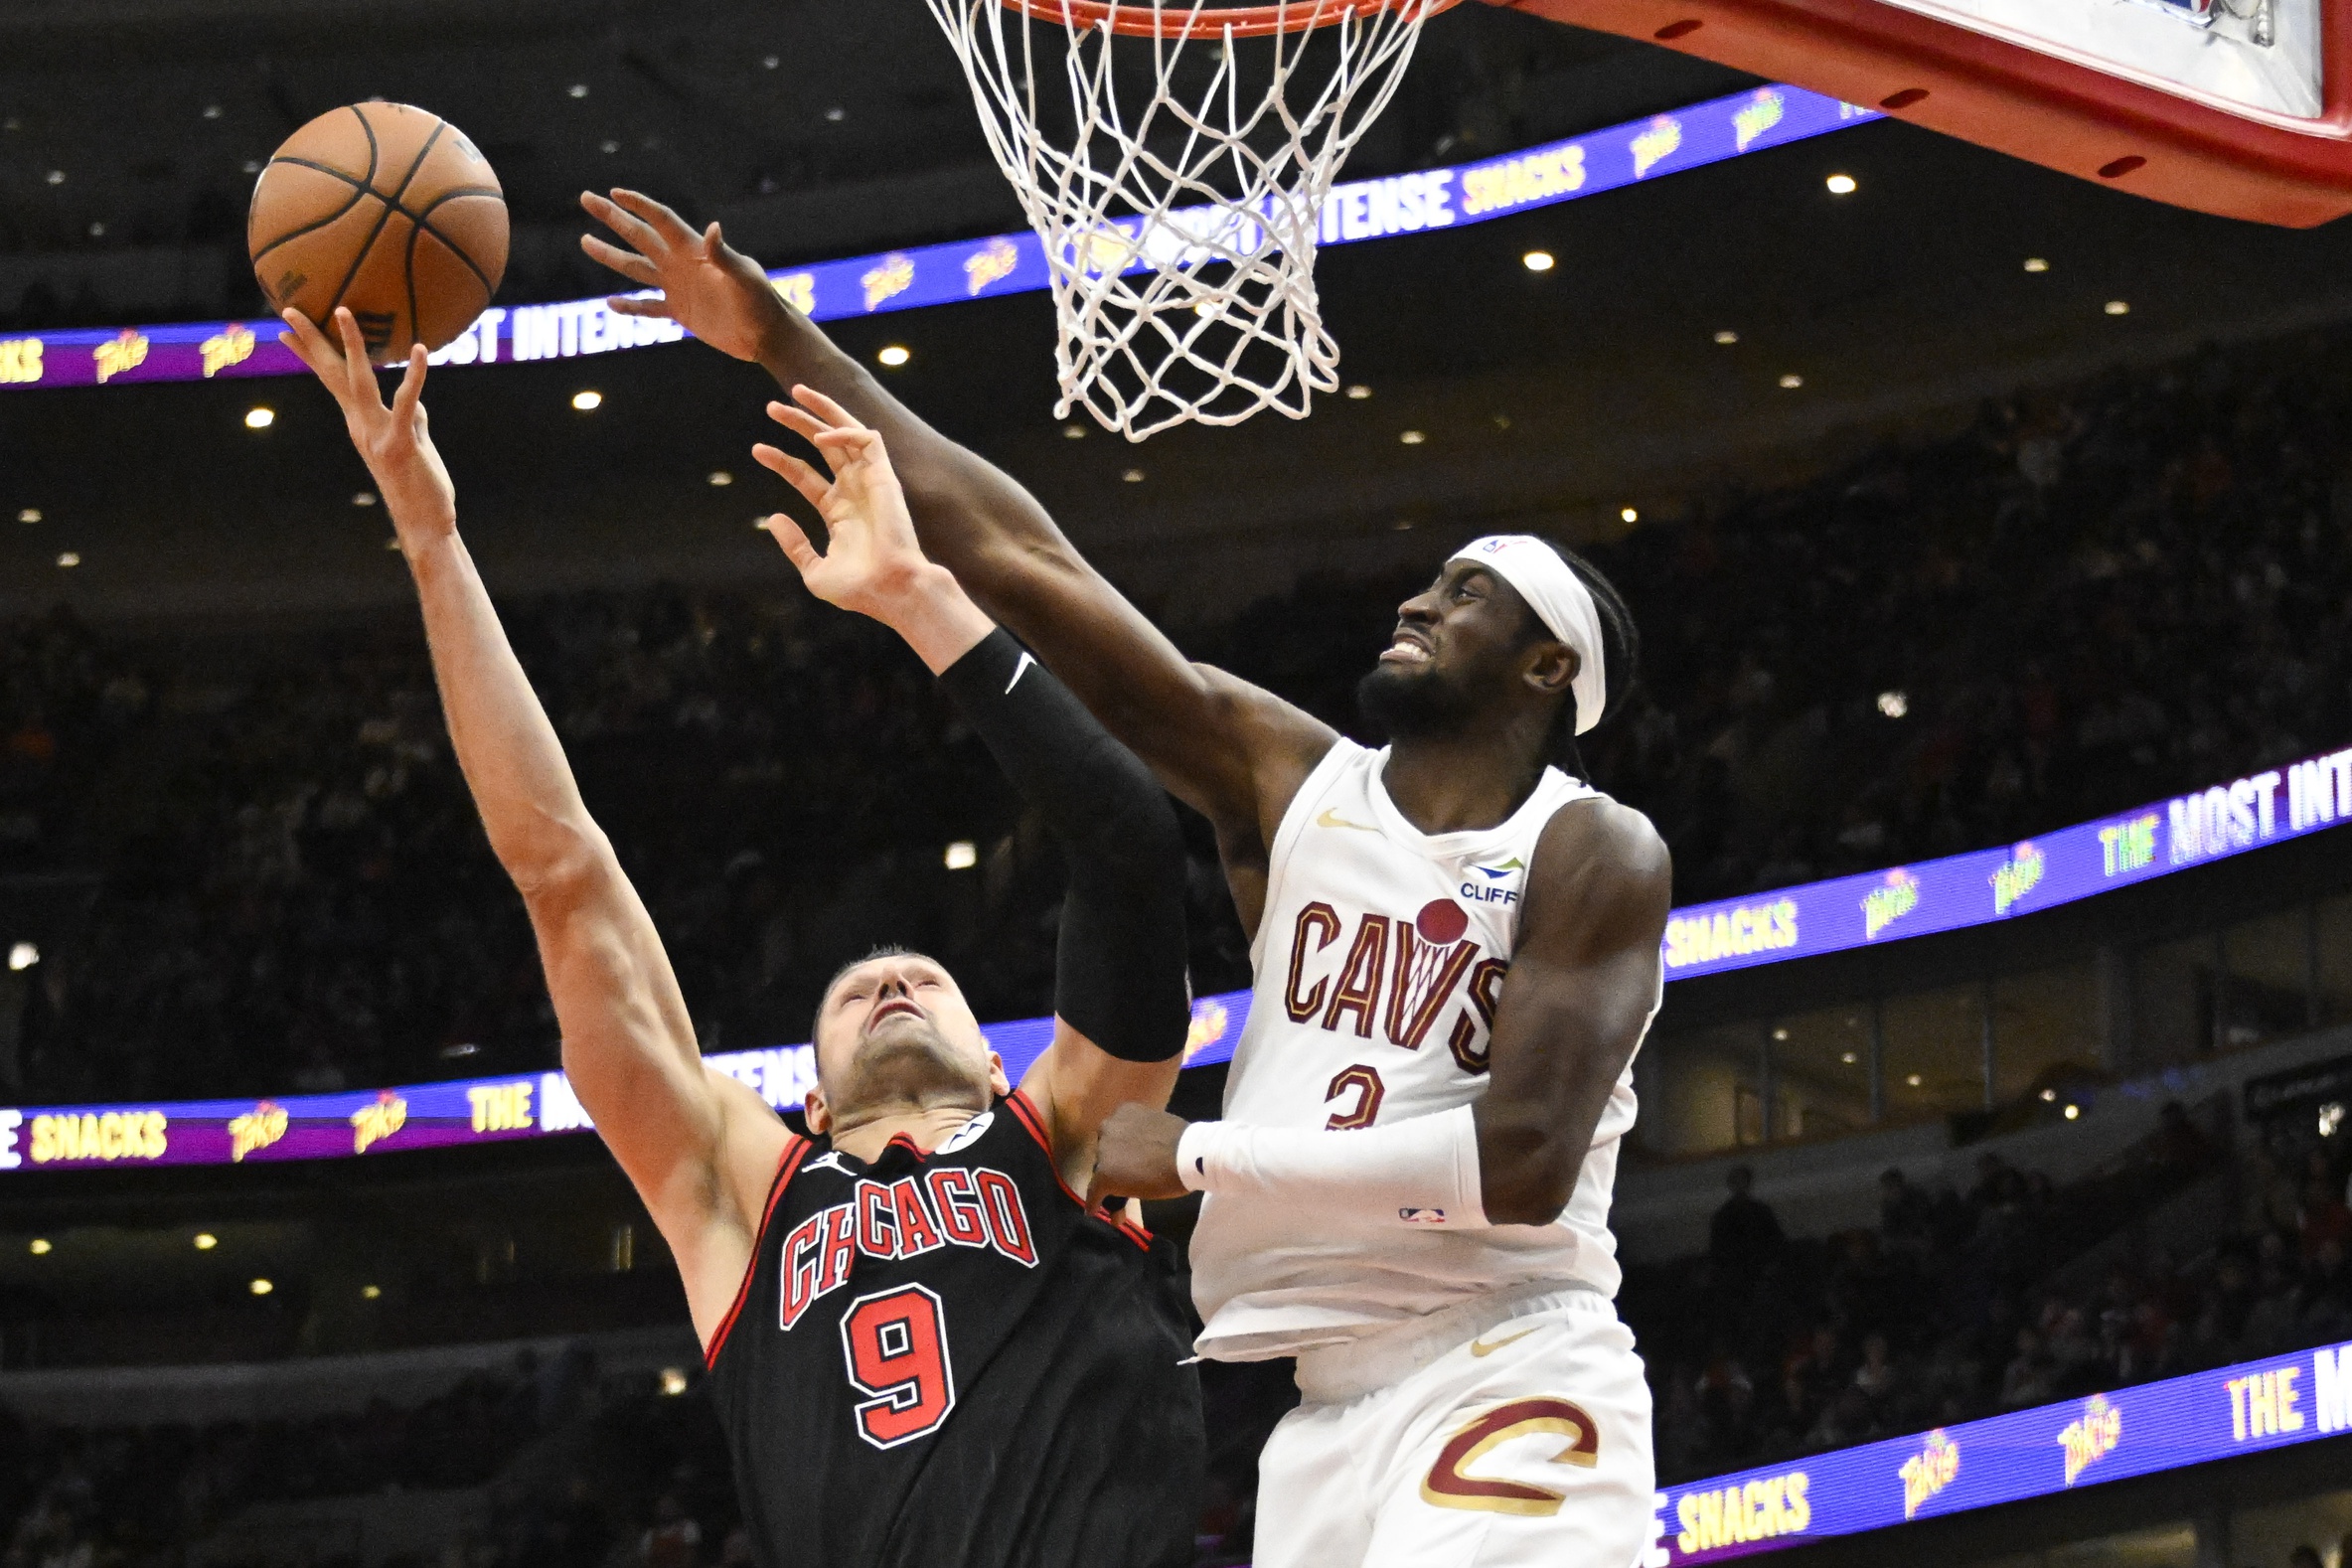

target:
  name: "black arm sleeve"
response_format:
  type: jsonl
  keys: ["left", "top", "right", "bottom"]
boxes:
{"left": 936, "top": 628, "right": 1191, "bottom": 1063}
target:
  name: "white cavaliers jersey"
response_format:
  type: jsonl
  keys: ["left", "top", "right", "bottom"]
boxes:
{"left": 1190, "top": 739, "right": 1653, "bottom": 1361}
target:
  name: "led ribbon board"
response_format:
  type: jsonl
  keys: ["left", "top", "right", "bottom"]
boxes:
{"left": 0, "top": 86, "right": 1869, "bottom": 392}
{"left": 1661, "top": 740, "right": 2352, "bottom": 980}
{"left": 1647, "top": 1340, "right": 2352, "bottom": 1564}
{"left": 3, "top": 742, "right": 2347, "bottom": 1173}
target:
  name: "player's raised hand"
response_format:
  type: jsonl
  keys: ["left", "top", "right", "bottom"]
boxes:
{"left": 579, "top": 189, "right": 782, "bottom": 362}
{"left": 278, "top": 306, "right": 456, "bottom": 551}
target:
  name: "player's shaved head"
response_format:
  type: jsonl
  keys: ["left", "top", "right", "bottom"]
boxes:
{"left": 805, "top": 947, "right": 1006, "bottom": 1135}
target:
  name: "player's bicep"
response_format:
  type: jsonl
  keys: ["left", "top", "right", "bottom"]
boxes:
{"left": 1476, "top": 803, "right": 1670, "bottom": 1222}
{"left": 525, "top": 855, "right": 731, "bottom": 1226}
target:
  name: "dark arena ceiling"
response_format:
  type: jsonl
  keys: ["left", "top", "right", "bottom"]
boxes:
{"left": 8, "top": 0, "right": 2352, "bottom": 623}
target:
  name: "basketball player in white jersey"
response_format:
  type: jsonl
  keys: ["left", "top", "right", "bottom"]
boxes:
{"left": 581, "top": 188, "right": 1673, "bottom": 1568}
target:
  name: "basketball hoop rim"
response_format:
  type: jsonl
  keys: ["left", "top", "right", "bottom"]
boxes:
{"left": 996, "top": 0, "right": 1465, "bottom": 40}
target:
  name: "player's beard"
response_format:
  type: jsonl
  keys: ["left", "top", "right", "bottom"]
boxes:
{"left": 832, "top": 1015, "right": 993, "bottom": 1121}
{"left": 1356, "top": 659, "right": 1480, "bottom": 742}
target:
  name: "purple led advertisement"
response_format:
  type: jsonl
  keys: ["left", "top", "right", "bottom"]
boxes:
{"left": 0, "top": 84, "right": 1867, "bottom": 392}
{"left": 1645, "top": 1341, "right": 2352, "bottom": 1564}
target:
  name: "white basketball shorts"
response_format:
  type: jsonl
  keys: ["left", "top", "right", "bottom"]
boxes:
{"left": 1251, "top": 1287, "right": 1655, "bottom": 1568}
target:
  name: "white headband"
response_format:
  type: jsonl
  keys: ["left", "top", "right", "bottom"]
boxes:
{"left": 1451, "top": 535, "right": 1608, "bottom": 736}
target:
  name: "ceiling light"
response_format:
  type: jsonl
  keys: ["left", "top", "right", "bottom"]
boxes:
{"left": 1778, "top": 374, "right": 1803, "bottom": 390}
{"left": 87, "top": 223, "right": 105, "bottom": 238}
{"left": 29, "top": 1239, "right": 51, "bottom": 1255}
{"left": 7, "top": 942, "right": 36, "bottom": 971}
{"left": 353, "top": 492, "right": 377, "bottom": 507}
{"left": 1905, "top": 1073, "right": 1923, "bottom": 1087}
{"left": 16, "top": 509, "right": 39, "bottom": 523}
{"left": 241, "top": 159, "right": 261, "bottom": 175}
{"left": 707, "top": 471, "right": 733, "bottom": 487}
{"left": 56, "top": 552, "right": 79, "bottom": 569}
{"left": 600, "top": 139, "right": 620, "bottom": 155}
{"left": 194, "top": 1232, "right": 218, "bottom": 1250}
{"left": 244, "top": 406, "right": 274, "bottom": 429}
{"left": 249, "top": 1278, "right": 273, "bottom": 1295}
{"left": 1521, "top": 248, "right": 1555, "bottom": 272}
{"left": 944, "top": 840, "right": 977, "bottom": 870}
{"left": 1825, "top": 173, "right": 1857, "bottom": 194}
{"left": 2064, "top": 1103, "right": 2081, "bottom": 1120}
{"left": 567, "top": 83, "right": 589, "bottom": 98}
{"left": 2105, "top": 300, "right": 2130, "bottom": 316}
{"left": 1713, "top": 330, "right": 1739, "bottom": 345}
{"left": 2023, "top": 257, "right": 2050, "bottom": 273}
{"left": 384, "top": 539, "right": 401, "bottom": 551}
{"left": 1121, "top": 468, "right": 1145, "bottom": 483}
{"left": 1877, "top": 690, "right": 1908, "bottom": 718}
{"left": 1062, "top": 423, "right": 1086, "bottom": 439}
{"left": 660, "top": 1366, "right": 691, "bottom": 1397}
{"left": 825, "top": 106, "right": 847, "bottom": 122}
{"left": 1840, "top": 1051, "right": 1858, "bottom": 1065}
{"left": 1344, "top": 385, "right": 1371, "bottom": 399}
{"left": 1398, "top": 429, "right": 1426, "bottom": 445}
{"left": 762, "top": 54, "right": 780, "bottom": 69}
{"left": 203, "top": 104, "right": 223, "bottom": 120}
{"left": 2039, "top": 1088, "right": 2057, "bottom": 1102}
{"left": 1620, "top": 507, "right": 1639, "bottom": 524}
{"left": 1772, "top": 1027, "right": 1789, "bottom": 1041}
{"left": 571, "top": 391, "right": 602, "bottom": 411}
{"left": 876, "top": 345, "right": 910, "bottom": 367}
{"left": 44, "top": 170, "right": 63, "bottom": 185}
{"left": 1392, "top": 519, "right": 1415, "bottom": 531}
{"left": 363, "top": 1284, "right": 383, "bottom": 1300}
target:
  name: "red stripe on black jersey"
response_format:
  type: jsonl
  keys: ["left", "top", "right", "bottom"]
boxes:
{"left": 704, "top": 1134, "right": 810, "bottom": 1370}
{"left": 1005, "top": 1087, "right": 1091, "bottom": 1211}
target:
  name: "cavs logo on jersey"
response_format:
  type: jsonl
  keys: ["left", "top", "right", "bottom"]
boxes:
{"left": 1282, "top": 897, "right": 1508, "bottom": 1073}
{"left": 780, "top": 1168, "right": 1036, "bottom": 1330}
{"left": 1420, "top": 1397, "right": 1601, "bottom": 1515}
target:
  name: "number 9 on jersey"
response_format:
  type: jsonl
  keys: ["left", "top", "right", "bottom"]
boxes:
{"left": 840, "top": 1284, "right": 958, "bottom": 1449}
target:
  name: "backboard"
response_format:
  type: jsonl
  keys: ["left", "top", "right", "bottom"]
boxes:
{"left": 1502, "top": 0, "right": 2352, "bottom": 226}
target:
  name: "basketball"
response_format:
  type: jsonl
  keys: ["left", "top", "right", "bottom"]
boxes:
{"left": 247, "top": 101, "right": 507, "bottom": 364}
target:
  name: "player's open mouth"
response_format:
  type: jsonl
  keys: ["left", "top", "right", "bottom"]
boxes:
{"left": 866, "top": 999, "right": 926, "bottom": 1031}
{"left": 1379, "top": 632, "right": 1434, "bottom": 666}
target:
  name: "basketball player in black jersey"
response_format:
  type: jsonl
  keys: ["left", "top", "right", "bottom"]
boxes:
{"left": 278, "top": 307, "right": 1203, "bottom": 1568}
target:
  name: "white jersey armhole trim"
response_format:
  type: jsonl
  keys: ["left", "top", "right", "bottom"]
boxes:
{"left": 1245, "top": 737, "right": 1363, "bottom": 976}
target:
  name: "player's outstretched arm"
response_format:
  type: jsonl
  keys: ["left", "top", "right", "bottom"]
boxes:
{"left": 579, "top": 189, "right": 1333, "bottom": 912}
{"left": 278, "top": 308, "right": 790, "bottom": 1350}
{"left": 755, "top": 388, "right": 1190, "bottom": 1194}
{"left": 1091, "top": 799, "right": 1669, "bottom": 1226}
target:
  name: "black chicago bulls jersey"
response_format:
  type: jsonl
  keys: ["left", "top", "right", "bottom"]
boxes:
{"left": 706, "top": 1091, "right": 1201, "bottom": 1568}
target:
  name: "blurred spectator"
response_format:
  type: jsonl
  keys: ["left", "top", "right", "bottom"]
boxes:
{"left": 1708, "top": 1166, "right": 1785, "bottom": 1281}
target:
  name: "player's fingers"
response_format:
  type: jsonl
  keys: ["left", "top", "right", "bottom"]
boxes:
{"left": 579, "top": 234, "right": 661, "bottom": 285}
{"left": 331, "top": 309, "right": 384, "bottom": 409}
{"left": 582, "top": 190, "right": 665, "bottom": 256}
{"left": 760, "top": 515, "right": 823, "bottom": 576}
{"left": 609, "top": 188, "right": 697, "bottom": 250}
{"left": 765, "top": 399, "right": 833, "bottom": 443}
{"left": 390, "top": 346, "right": 428, "bottom": 423}
{"left": 750, "top": 443, "right": 835, "bottom": 511}
{"left": 606, "top": 294, "right": 676, "bottom": 319}
{"left": 277, "top": 311, "right": 335, "bottom": 384}
{"left": 791, "top": 383, "right": 865, "bottom": 432}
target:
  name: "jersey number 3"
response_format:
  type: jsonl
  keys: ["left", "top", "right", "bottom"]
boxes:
{"left": 840, "top": 1284, "right": 957, "bottom": 1450}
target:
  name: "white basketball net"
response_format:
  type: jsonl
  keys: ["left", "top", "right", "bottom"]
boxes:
{"left": 926, "top": 0, "right": 1449, "bottom": 440}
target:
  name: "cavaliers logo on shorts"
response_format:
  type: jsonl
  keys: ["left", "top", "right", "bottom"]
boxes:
{"left": 1419, "top": 1397, "right": 1601, "bottom": 1517}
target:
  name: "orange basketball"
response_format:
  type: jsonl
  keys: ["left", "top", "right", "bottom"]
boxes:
{"left": 247, "top": 102, "right": 508, "bottom": 364}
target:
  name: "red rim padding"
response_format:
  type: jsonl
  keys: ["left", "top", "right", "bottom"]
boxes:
{"left": 999, "top": 0, "right": 1465, "bottom": 39}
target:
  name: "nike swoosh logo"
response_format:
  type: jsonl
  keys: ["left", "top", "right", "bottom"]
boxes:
{"left": 1315, "top": 808, "right": 1380, "bottom": 833}
{"left": 1006, "top": 651, "right": 1035, "bottom": 694}
{"left": 1469, "top": 1328, "right": 1539, "bottom": 1358}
